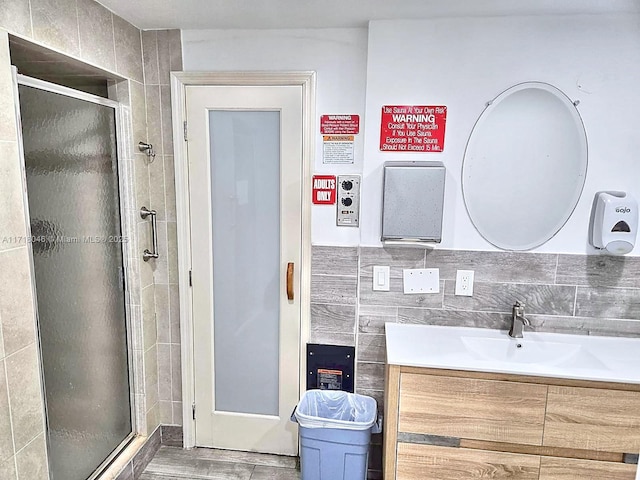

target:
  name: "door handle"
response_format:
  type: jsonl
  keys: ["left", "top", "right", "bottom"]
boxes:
{"left": 286, "top": 262, "right": 294, "bottom": 301}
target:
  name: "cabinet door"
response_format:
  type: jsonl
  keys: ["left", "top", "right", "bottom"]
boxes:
{"left": 539, "top": 456, "right": 637, "bottom": 480}
{"left": 396, "top": 443, "right": 540, "bottom": 480}
{"left": 544, "top": 386, "right": 640, "bottom": 452}
{"left": 399, "top": 373, "right": 547, "bottom": 445}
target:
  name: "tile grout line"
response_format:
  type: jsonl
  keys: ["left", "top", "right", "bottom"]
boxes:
{"left": 75, "top": 0, "right": 81, "bottom": 58}
{"left": 12, "top": 430, "right": 43, "bottom": 459}
{"left": 110, "top": 12, "right": 117, "bottom": 74}
{"left": 27, "top": 0, "right": 34, "bottom": 38}
{"left": 0, "top": 244, "right": 29, "bottom": 254}
{"left": 2, "top": 359, "right": 18, "bottom": 479}
{"left": 354, "top": 245, "right": 361, "bottom": 391}
{"left": 0, "top": 313, "right": 4, "bottom": 361}
{"left": 311, "top": 272, "right": 359, "bottom": 278}
{"left": 167, "top": 341, "right": 174, "bottom": 422}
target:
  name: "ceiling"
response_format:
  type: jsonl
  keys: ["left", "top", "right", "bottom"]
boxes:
{"left": 96, "top": 0, "right": 640, "bottom": 30}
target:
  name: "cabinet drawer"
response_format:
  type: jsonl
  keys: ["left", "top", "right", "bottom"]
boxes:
{"left": 396, "top": 443, "right": 540, "bottom": 480}
{"left": 539, "top": 456, "right": 637, "bottom": 480}
{"left": 398, "top": 373, "right": 547, "bottom": 445}
{"left": 544, "top": 386, "right": 640, "bottom": 452}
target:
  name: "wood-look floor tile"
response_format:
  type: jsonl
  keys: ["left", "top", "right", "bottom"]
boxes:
{"left": 312, "top": 246, "right": 358, "bottom": 276}
{"left": 359, "top": 246, "right": 425, "bottom": 277}
{"left": 250, "top": 465, "right": 300, "bottom": 480}
{"left": 144, "top": 447, "right": 298, "bottom": 480}
{"left": 426, "top": 250, "right": 557, "bottom": 283}
{"left": 189, "top": 448, "right": 297, "bottom": 468}
{"left": 310, "top": 275, "right": 357, "bottom": 305}
{"left": 139, "top": 474, "right": 190, "bottom": 480}
{"left": 145, "top": 453, "right": 254, "bottom": 479}
{"left": 443, "top": 281, "right": 575, "bottom": 316}
{"left": 310, "top": 304, "right": 356, "bottom": 335}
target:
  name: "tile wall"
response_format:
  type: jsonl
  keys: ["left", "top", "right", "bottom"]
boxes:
{"left": 0, "top": 1, "right": 182, "bottom": 478}
{"left": 310, "top": 245, "right": 640, "bottom": 478}
{"left": 0, "top": 26, "right": 50, "bottom": 479}
{"left": 140, "top": 29, "right": 183, "bottom": 426}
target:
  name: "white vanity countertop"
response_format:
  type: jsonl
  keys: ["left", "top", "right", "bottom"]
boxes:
{"left": 385, "top": 323, "right": 640, "bottom": 385}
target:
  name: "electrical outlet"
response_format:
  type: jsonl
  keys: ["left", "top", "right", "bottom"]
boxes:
{"left": 455, "top": 270, "right": 474, "bottom": 296}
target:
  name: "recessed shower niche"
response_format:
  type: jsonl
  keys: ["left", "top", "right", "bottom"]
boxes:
{"left": 462, "top": 82, "right": 588, "bottom": 251}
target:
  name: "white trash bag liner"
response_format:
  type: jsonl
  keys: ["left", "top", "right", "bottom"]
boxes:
{"left": 294, "top": 390, "right": 377, "bottom": 431}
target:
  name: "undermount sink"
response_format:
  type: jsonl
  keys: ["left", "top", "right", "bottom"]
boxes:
{"left": 385, "top": 323, "right": 640, "bottom": 384}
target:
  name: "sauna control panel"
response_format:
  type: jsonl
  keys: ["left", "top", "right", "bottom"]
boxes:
{"left": 336, "top": 175, "right": 360, "bottom": 227}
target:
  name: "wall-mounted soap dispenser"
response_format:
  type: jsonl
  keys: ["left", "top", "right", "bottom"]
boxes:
{"left": 589, "top": 191, "right": 638, "bottom": 255}
{"left": 381, "top": 161, "right": 445, "bottom": 244}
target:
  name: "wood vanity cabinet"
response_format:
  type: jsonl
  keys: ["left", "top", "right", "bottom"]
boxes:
{"left": 384, "top": 366, "right": 640, "bottom": 480}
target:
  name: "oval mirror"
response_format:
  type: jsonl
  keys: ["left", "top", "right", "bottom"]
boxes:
{"left": 462, "top": 82, "right": 588, "bottom": 250}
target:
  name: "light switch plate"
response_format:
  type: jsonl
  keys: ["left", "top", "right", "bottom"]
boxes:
{"left": 372, "top": 266, "right": 390, "bottom": 291}
{"left": 403, "top": 268, "right": 439, "bottom": 294}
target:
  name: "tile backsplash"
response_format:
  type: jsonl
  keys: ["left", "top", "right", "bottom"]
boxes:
{"left": 310, "top": 245, "right": 640, "bottom": 478}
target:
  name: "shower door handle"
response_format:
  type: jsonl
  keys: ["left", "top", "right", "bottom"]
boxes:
{"left": 286, "top": 262, "right": 294, "bottom": 301}
{"left": 140, "top": 206, "right": 159, "bottom": 261}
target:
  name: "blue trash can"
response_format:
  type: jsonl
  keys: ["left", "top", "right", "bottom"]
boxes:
{"left": 292, "top": 390, "right": 381, "bottom": 480}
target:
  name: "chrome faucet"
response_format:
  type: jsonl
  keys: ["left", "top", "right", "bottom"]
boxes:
{"left": 509, "top": 301, "right": 530, "bottom": 338}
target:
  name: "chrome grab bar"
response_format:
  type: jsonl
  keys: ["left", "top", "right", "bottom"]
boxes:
{"left": 140, "top": 206, "right": 159, "bottom": 261}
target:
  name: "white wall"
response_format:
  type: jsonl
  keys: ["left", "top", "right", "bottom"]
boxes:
{"left": 182, "top": 28, "right": 368, "bottom": 246}
{"left": 361, "top": 14, "right": 640, "bottom": 253}
{"left": 182, "top": 14, "right": 640, "bottom": 254}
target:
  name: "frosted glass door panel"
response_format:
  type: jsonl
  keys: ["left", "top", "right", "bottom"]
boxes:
{"left": 210, "top": 110, "right": 280, "bottom": 416}
{"left": 19, "top": 85, "right": 131, "bottom": 480}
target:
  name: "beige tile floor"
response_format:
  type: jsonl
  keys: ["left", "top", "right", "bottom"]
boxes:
{"left": 141, "top": 446, "right": 300, "bottom": 480}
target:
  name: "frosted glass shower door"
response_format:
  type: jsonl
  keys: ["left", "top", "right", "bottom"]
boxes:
{"left": 18, "top": 82, "right": 132, "bottom": 480}
{"left": 187, "top": 85, "right": 302, "bottom": 455}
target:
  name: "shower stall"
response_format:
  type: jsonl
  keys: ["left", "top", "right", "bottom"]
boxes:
{"left": 15, "top": 75, "right": 134, "bottom": 480}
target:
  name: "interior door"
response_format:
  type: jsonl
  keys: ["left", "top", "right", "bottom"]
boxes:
{"left": 187, "top": 85, "right": 302, "bottom": 455}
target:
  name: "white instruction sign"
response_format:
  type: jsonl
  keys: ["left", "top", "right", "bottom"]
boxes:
{"left": 322, "top": 135, "right": 354, "bottom": 164}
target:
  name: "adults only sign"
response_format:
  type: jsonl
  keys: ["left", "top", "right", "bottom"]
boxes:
{"left": 380, "top": 105, "right": 447, "bottom": 152}
{"left": 312, "top": 175, "right": 337, "bottom": 205}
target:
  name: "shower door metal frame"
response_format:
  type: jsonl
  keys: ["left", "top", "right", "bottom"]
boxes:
{"left": 11, "top": 70, "right": 139, "bottom": 480}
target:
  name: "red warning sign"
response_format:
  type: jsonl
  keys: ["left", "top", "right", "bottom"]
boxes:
{"left": 380, "top": 105, "right": 447, "bottom": 152}
{"left": 312, "top": 175, "right": 337, "bottom": 205}
{"left": 320, "top": 115, "right": 360, "bottom": 135}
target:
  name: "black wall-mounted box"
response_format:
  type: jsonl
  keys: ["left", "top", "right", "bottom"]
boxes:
{"left": 306, "top": 344, "right": 355, "bottom": 392}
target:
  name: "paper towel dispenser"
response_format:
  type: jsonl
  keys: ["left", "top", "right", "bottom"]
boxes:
{"left": 381, "top": 161, "right": 446, "bottom": 244}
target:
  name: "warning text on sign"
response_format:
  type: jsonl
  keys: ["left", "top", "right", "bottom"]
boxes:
{"left": 320, "top": 115, "right": 360, "bottom": 135}
{"left": 380, "top": 105, "right": 447, "bottom": 152}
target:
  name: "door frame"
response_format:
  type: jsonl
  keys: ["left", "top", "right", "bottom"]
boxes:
{"left": 170, "top": 71, "right": 315, "bottom": 449}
